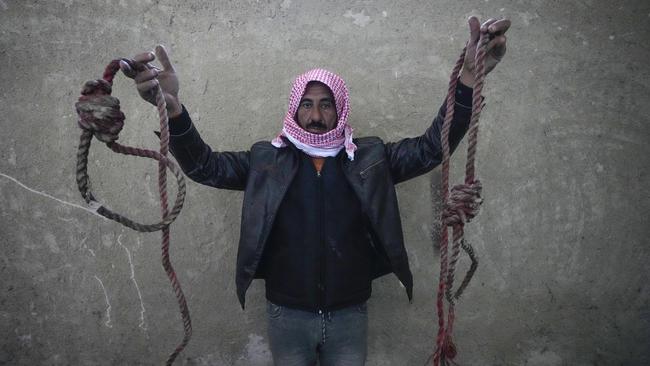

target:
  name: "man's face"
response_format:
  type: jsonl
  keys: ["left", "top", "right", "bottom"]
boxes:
{"left": 295, "top": 81, "right": 338, "bottom": 134}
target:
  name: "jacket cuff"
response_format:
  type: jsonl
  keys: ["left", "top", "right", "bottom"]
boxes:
{"left": 168, "top": 104, "right": 193, "bottom": 136}
{"left": 455, "top": 80, "right": 485, "bottom": 109}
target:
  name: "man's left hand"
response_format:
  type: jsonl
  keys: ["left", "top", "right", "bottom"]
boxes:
{"left": 459, "top": 16, "right": 511, "bottom": 86}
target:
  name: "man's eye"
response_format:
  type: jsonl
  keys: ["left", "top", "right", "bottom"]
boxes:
{"left": 300, "top": 102, "right": 312, "bottom": 109}
{"left": 321, "top": 103, "right": 332, "bottom": 109}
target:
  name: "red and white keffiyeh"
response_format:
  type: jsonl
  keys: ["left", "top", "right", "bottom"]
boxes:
{"left": 271, "top": 68, "right": 357, "bottom": 160}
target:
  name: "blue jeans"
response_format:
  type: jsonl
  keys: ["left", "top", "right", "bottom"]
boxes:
{"left": 266, "top": 300, "right": 368, "bottom": 366}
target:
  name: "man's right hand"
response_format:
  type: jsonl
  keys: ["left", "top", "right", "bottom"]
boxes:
{"left": 119, "top": 44, "right": 182, "bottom": 118}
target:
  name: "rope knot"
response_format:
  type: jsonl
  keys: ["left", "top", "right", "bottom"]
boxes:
{"left": 75, "top": 79, "right": 125, "bottom": 143}
{"left": 433, "top": 335, "right": 458, "bottom": 366}
{"left": 442, "top": 180, "right": 483, "bottom": 226}
{"left": 442, "top": 336, "right": 458, "bottom": 361}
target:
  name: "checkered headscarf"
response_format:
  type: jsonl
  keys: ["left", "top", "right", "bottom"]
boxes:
{"left": 271, "top": 68, "right": 356, "bottom": 160}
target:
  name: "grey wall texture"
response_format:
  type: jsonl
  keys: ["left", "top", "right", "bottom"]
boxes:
{"left": 1, "top": 0, "right": 649, "bottom": 365}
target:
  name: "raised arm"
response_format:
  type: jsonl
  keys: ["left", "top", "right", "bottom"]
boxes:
{"left": 385, "top": 16, "right": 510, "bottom": 184}
{"left": 384, "top": 82, "right": 475, "bottom": 184}
{"left": 164, "top": 106, "right": 250, "bottom": 190}
{"left": 120, "top": 45, "right": 250, "bottom": 191}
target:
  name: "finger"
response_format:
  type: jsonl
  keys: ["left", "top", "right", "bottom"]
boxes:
{"left": 146, "top": 63, "right": 162, "bottom": 72}
{"left": 468, "top": 16, "right": 480, "bottom": 44}
{"left": 486, "top": 35, "right": 506, "bottom": 50}
{"left": 486, "top": 36, "right": 507, "bottom": 59}
{"left": 136, "top": 79, "right": 159, "bottom": 94}
{"left": 487, "top": 19, "right": 511, "bottom": 36}
{"left": 480, "top": 18, "right": 497, "bottom": 32}
{"left": 155, "top": 45, "right": 175, "bottom": 72}
{"left": 131, "top": 52, "right": 155, "bottom": 72}
{"left": 134, "top": 68, "right": 159, "bottom": 84}
{"left": 133, "top": 51, "right": 155, "bottom": 64}
{"left": 119, "top": 60, "right": 136, "bottom": 79}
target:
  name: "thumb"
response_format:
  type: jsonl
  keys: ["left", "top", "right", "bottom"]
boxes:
{"left": 155, "top": 44, "right": 175, "bottom": 72}
{"left": 468, "top": 16, "right": 480, "bottom": 44}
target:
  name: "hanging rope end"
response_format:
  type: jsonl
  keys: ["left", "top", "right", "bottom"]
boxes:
{"left": 439, "top": 335, "right": 459, "bottom": 365}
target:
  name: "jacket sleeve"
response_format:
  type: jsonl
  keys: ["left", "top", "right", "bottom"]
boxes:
{"left": 384, "top": 81, "right": 480, "bottom": 184}
{"left": 165, "top": 105, "right": 250, "bottom": 191}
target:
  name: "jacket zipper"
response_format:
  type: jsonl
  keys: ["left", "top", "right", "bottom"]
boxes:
{"left": 317, "top": 167, "right": 325, "bottom": 313}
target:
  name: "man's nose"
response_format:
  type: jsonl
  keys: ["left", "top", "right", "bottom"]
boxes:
{"left": 311, "top": 106, "right": 322, "bottom": 122}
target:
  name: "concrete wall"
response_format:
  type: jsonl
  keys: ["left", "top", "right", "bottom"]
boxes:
{"left": 1, "top": 0, "right": 648, "bottom": 365}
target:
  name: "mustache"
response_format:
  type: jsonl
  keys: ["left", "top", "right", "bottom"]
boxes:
{"left": 307, "top": 121, "right": 327, "bottom": 129}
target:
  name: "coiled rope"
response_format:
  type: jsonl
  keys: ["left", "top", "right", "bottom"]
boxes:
{"left": 74, "top": 59, "right": 191, "bottom": 365}
{"left": 432, "top": 29, "right": 489, "bottom": 366}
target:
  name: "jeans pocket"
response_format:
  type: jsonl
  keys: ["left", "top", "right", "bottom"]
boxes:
{"left": 266, "top": 301, "right": 283, "bottom": 319}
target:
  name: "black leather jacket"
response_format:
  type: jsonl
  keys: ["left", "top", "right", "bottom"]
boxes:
{"left": 167, "top": 87, "right": 475, "bottom": 309}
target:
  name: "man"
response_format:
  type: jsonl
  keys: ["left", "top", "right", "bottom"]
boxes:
{"left": 121, "top": 16, "right": 510, "bottom": 366}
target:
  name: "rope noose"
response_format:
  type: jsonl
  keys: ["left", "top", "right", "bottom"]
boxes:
{"left": 74, "top": 59, "right": 192, "bottom": 365}
{"left": 432, "top": 29, "right": 490, "bottom": 366}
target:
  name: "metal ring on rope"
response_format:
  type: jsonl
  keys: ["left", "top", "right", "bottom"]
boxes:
{"left": 74, "top": 59, "right": 191, "bottom": 365}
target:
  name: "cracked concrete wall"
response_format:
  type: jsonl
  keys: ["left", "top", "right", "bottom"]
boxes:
{"left": 1, "top": 0, "right": 649, "bottom": 365}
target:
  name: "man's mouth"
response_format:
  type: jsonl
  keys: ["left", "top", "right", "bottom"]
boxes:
{"left": 307, "top": 123, "right": 327, "bottom": 133}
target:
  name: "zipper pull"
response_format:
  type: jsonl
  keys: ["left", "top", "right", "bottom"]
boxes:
{"left": 317, "top": 170, "right": 321, "bottom": 178}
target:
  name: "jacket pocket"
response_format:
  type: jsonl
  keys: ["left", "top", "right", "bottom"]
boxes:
{"left": 359, "top": 159, "right": 386, "bottom": 180}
